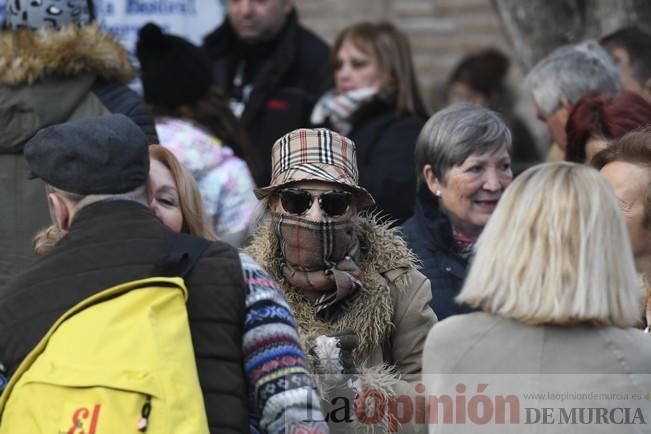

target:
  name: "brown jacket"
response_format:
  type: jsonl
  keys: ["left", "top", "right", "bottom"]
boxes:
{"left": 247, "top": 216, "right": 437, "bottom": 433}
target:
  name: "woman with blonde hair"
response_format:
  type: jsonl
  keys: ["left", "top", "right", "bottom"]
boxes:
{"left": 311, "top": 21, "right": 428, "bottom": 224}
{"left": 423, "top": 162, "right": 651, "bottom": 433}
{"left": 34, "top": 145, "right": 216, "bottom": 253}
{"left": 148, "top": 145, "right": 216, "bottom": 240}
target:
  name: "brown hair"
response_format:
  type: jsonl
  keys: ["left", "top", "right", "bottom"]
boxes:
{"left": 149, "top": 145, "right": 217, "bottom": 240}
{"left": 591, "top": 130, "right": 651, "bottom": 228}
{"left": 332, "top": 21, "right": 428, "bottom": 116}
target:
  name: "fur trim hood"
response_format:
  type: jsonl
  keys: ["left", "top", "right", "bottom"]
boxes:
{"left": 246, "top": 214, "right": 420, "bottom": 362}
{"left": 0, "top": 25, "right": 135, "bottom": 86}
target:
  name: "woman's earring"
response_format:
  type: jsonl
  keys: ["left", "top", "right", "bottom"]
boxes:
{"left": 435, "top": 190, "right": 441, "bottom": 197}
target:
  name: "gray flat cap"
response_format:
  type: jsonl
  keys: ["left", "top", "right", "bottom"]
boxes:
{"left": 24, "top": 114, "right": 149, "bottom": 195}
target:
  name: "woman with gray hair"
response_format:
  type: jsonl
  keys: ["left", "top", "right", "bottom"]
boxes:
{"left": 402, "top": 104, "right": 513, "bottom": 319}
{"left": 423, "top": 163, "right": 651, "bottom": 433}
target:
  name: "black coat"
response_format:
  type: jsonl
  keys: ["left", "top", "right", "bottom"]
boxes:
{"left": 402, "top": 185, "right": 477, "bottom": 320}
{"left": 343, "top": 98, "right": 425, "bottom": 225}
{"left": 203, "top": 10, "right": 331, "bottom": 187}
{"left": 0, "top": 201, "right": 248, "bottom": 434}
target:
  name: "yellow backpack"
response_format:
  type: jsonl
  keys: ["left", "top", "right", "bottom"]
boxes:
{"left": 0, "top": 235, "right": 211, "bottom": 434}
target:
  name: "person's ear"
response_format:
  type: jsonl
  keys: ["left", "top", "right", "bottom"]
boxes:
{"left": 47, "top": 192, "right": 71, "bottom": 231}
{"left": 422, "top": 165, "right": 442, "bottom": 198}
{"left": 558, "top": 97, "right": 573, "bottom": 117}
{"left": 559, "top": 97, "right": 572, "bottom": 111}
{"left": 557, "top": 97, "right": 573, "bottom": 125}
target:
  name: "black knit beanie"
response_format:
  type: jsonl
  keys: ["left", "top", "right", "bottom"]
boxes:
{"left": 136, "top": 22, "right": 213, "bottom": 109}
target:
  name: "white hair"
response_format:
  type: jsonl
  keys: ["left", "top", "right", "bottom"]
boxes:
{"left": 526, "top": 40, "right": 622, "bottom": 113}
{"left": 458, "top": 162, "right": 643, "bottom": 327}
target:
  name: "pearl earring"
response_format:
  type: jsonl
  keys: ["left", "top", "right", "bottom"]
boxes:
{"left": 435, "top": 190, "right": 441, "bottom": 197}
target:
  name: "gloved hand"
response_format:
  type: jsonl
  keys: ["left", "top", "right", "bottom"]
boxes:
{"left": 309, "top": 330, "right": 359, "bottom": 381}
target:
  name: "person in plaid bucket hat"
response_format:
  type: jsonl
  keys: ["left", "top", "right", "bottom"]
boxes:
{"left": 254, "top": 128, "right": 375, "bottom": 207}
{"left": 247, "top": 128, "right": 437, "bottom": 434}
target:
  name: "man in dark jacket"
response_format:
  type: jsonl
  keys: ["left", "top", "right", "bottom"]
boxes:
{"left": 202, "top": 0, "right": 331, "bottom": 186}
{"left": 0, "top": 115, "right": 326, "bottom": 434}
{"left": 0, "top": 0, "right": 158, "bottom": 286}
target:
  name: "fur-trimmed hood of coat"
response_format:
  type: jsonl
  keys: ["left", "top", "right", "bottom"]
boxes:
{"left": 248, "top": 215, "right": 429, "bottom": 433}
{"left": 0, "top": 24, "right": 135, "bottom": 86}
{"left": 246, "top": 214, "right": 420, "bottom": 362}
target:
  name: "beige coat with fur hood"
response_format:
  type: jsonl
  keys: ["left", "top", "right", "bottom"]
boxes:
{"left": 247, "top": 216, "right": 437, "bottom": 433}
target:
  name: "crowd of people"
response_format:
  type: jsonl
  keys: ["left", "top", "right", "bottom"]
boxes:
{"left": 2, "top": 0, "right": 651, "bottom": 433}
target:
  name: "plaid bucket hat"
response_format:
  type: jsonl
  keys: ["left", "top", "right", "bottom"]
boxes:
{"left": 255, "top": 128, "right": 375, "bottom": 208}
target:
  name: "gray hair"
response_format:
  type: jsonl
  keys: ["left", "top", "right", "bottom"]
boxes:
{"left": 415, "top": 104, "right": 512, "bottom": 182}
{"left": 46, "top": 185, "right": 148, "bottom": 213}
{"left": 526, "top": 40, "right": 622, "bottom": 114}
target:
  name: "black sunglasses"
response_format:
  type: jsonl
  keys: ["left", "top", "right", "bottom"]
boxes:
{"left": 277, "top": 188, "right": 354, "bottom": 217}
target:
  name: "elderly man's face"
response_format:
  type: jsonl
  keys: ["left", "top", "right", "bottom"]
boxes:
{"left": 228, "top": 0, "right": 291, "bottom": 44}
{"left": 600, "top": 160, "right": 651, "bottom": 268}
{"left": 534, "top": 101, "right": 571, "bottom": 150}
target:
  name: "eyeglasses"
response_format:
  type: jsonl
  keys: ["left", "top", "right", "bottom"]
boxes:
{"left": 277, "top": 188, "right": 354, "bottom": 217}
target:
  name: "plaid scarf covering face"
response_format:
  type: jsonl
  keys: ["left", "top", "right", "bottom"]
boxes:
{"left": 271, "top": 212, "right": 362, "bottom": 320}
{"left": 310, "top": 87, "right": 379, "bottom": 135}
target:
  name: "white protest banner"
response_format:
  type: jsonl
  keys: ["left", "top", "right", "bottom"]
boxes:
{"left": 0, "top": 0, "right": 225, "bottom": 54}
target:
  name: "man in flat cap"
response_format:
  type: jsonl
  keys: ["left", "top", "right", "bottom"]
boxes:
{"left": 0, "top": 114, "right": 327, "bottom": 434}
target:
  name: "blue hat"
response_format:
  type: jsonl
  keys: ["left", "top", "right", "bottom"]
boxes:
{"left": 24, "top": 114, "right": 149, "bottom": 195}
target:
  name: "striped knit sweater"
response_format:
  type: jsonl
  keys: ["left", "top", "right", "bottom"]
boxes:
{"left": 239, "top": 253, "right": 327, "bottom": 434}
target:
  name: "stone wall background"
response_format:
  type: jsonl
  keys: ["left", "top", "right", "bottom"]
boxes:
{"left": 296, "top": 0, "right": 511, "bottom": 100}
{"left": 294, "top": 0, "right": 547, "bottom": 153}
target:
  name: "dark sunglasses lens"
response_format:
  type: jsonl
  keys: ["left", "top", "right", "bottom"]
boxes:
{"left": 321, "top": 191, "right": 353, "bottom": 216}
{"left": 280, "top": 189, "right": 312, "bottom": 215}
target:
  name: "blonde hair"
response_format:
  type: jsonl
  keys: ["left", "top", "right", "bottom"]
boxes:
{"left": 149, "top": 145, "right": 217, "bottom": 240}
{"left": 458, "top": 162, "right": 643, "bottom": 327}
